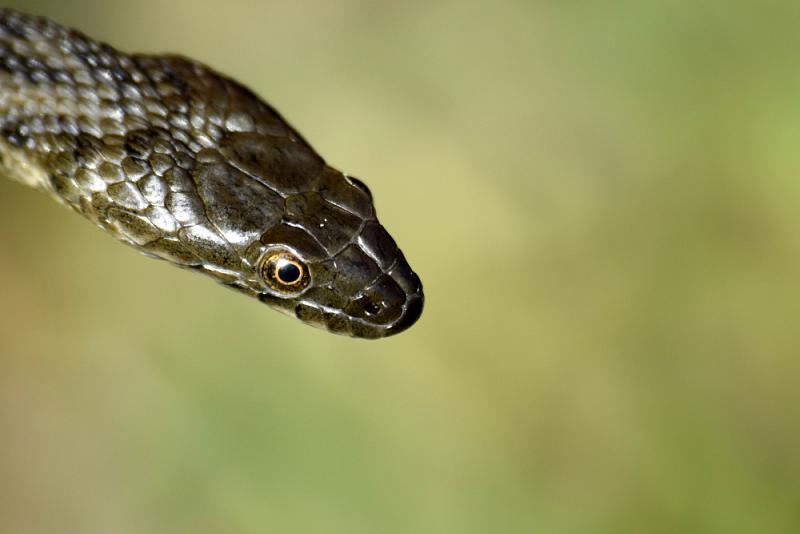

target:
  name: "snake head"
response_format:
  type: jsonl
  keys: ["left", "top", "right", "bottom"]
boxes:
{"left": 177, "top": 131, "right": 424, "bottom": 338}
{"left": 0, "top": 10, "right": 422, "bottom": 338}
{"left": 236, "top": 165, "right": 423, "bottom": 339}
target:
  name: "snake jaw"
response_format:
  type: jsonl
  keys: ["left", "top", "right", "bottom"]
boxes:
{"left": 252, "top": 250, "right": 423, "bottom": 339}
{"left": 249, "top": 238, "right": 423, "bottom": 339}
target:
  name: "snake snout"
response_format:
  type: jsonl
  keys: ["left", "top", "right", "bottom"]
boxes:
{"left": 382, "top": 254, "right": 424, "bottom": 337}
{"left": 343, "top": 251, "right": 423, "bottom": 338}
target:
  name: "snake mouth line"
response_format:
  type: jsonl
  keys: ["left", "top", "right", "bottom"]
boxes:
{"left": 383, "top": 292, "right": 424, "bottom": 336}
{"left": 256, "top": 286, "right": 423, "bottom": 339}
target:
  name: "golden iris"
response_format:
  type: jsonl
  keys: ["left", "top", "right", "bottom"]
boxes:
{"left": 258, "top": 250, "right": 310, "bottom": 294}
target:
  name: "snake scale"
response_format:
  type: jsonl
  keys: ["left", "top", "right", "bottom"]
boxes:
{"left": 0, "top": 9, "right": 423, "bottom": 338}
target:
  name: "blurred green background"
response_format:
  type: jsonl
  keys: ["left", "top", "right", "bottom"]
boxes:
{"left": 1, "top": 1, "right": 800, "bottom": 532}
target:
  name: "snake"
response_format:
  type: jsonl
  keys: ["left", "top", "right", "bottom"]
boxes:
{"left": 0, "top": 9, "right": 423, "bottom": 339}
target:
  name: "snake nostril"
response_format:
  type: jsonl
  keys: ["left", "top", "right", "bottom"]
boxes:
{"left": 364, "top": 300, "right": 381, "bottom": 316}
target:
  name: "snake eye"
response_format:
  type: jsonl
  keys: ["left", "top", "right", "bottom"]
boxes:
{"left": 258, "top": 249, "right": 310, "bottom": 295}
{"left": 276, "top": 261, "right": 302, "bottom": 285}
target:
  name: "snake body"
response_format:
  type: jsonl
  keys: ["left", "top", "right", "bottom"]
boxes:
{"left": 0, "top": 10, "right": 422, "bottom": 338}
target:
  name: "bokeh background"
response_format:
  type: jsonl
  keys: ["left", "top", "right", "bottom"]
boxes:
{"left": 1, "top": 1, "right": 799, "bottom": 532}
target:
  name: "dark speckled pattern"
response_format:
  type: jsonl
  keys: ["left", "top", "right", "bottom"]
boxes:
{"left": 0, "top": 9, "right": 423, "bottom": 338}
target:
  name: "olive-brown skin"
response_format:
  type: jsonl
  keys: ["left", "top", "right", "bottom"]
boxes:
{"left": 0, "top": 9, "right": 422, "bottom": 338}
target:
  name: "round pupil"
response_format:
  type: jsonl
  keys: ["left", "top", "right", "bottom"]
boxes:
{"left": 276, "top": 261, "right": 301, "bottom": 284}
